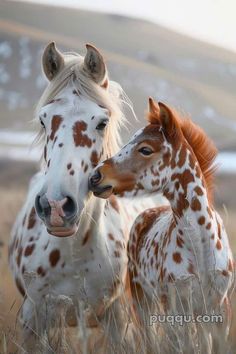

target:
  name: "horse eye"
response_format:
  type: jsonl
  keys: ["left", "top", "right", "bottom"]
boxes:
{"left": 96, "top": 119, "right": 108, "bottom": 131}
{"left": 138, "top": 147, "right": 154, "bottom": 156}
{"left": 40, "top": 118, "right": 45, "bottom": 128}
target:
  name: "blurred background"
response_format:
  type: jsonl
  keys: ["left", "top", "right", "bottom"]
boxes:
{"left": 0, "top": 0, "right": 235, "bottom": 351}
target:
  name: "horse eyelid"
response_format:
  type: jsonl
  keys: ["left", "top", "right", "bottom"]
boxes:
{"left": 39, "top": 117, "right": 45, "bottom": 127}
{"left": 98, "top": 117, "right": 109, "bottom": 125}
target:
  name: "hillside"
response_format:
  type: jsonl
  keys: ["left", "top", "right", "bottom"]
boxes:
{"left": 0, "top": 0, "right": 236, "bottom": 149}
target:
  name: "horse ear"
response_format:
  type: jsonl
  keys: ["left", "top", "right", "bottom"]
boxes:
{"left": 147, "top": 97, "right": 161, "bottom": 124}
{"left": 83, "top": 44, "right": 107, "bottom": 86}
{"left": 149, "top": 97, "right": 160, "bottom": 115}
{"left": 42, "top": 42, "right": 64, "bottom": 81}
{"left": 158, "top": 102, "right": 178, "bottom": 137}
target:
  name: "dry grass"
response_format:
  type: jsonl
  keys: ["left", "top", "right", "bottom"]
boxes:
{"left": 0, "top": 161, "right": 235, "bottom": 353}
{"left": 0, "top": 187, "right": 26, "bottom": 353}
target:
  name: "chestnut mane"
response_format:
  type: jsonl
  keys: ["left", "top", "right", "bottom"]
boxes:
{"left": 180, "top": 118, "right": 218, "bottom": 202}
{"left": 147, "top": 103, "right": 218, "bottom": 202}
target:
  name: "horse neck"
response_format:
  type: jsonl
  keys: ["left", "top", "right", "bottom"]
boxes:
{"left": 162, "top": 144, "right": 215, "bottom": 232}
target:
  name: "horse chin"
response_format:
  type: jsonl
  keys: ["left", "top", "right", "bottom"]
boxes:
{"left": 47, "top": 223, "right": 79, "bottom": 237}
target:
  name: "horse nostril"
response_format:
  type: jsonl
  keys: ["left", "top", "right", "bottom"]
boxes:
{"left": 90, "top": 170, "right": 102, "bottom": 187}
{"left": 63, "top": 197, "right": 77, "bottom": 218}
{"left": 35, "top": 195, "right": 42, "bottom": 217}
{"left": 35, "top": 194, "right": 51, "bottom": 218}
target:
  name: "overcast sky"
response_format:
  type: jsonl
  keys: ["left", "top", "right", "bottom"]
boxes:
{"left": 14, "top": 0, "right": 236, "bottom": 53}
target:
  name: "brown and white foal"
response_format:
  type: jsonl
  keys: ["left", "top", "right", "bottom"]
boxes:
{"left": 90, "top": 98, "right": 234, "bottom": 353}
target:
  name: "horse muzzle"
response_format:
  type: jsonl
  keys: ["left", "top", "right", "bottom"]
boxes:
{"left": 88, "top": 170, "right": 114, "bottom": 199}
{"left": 35, "top": 194, "right": 79, "bottom": 237}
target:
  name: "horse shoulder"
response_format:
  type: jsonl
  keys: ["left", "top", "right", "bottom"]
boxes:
{"left": 128, "top": 205, "right": 171, "bottom": 261}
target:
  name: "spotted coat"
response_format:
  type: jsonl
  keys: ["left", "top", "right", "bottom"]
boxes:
{"left": 9, "top": 43, "right": 156, "bottom": 352}
{"left": 90, "top": 99, "right": 234, "bottom": 323}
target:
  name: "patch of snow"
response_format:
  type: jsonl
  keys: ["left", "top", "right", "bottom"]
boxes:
{"left": 8, "top": 91, "right": 24, "bottom": 110}
{"left": 110, "top": 63, "right": 192, "bottom": 107}
{"left": 202, "top": 106, "right": 236, "bottom": 131}
{"left": 0, "top": 89, "right": 29, "bottom": 110}
{"left": 0, "top": 130, "right": 40, "bottom": 161}
{"left": 216, "top": 152, "right": 236, "bottom": 174}
{"left": 203, "top": 106, "right": 215, "bottom": 119}
{"left": 0, "top": 64, "right": 10, "bottom": 84}
{"left": 19, "top": 37, "right": 32, "bottom": 79}
{"left": 0, "top": 146, "right": 40, "bottom": 161}
{"left": 210, "top": 62, "right": 227, "bottom": 77}
{"left": 136, "top": 50, "right": 157, "bottom": 64}
{"left": 136, "top": 50, "right": 150, "bottom": 61}
{"left": 0, "top": 130, "right": 36, "bottom": 145}
{"left": 36, "top": 74, "right": 47, "bottom": 90}
{"left": 177, "top": 58, "right": 197, "bottom": 71}
{"left": 0, "top": 41, "right": 12, "bottom": 59}
{"left": 228, "top": 64, "right": 236, "bottom": 76}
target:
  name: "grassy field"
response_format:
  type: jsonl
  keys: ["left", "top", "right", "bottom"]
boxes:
{"left": 0, "top": 161, "right": 36, "bottom": 353}
{"left": 0, "top": 160, "right": 235, "bottom": 353}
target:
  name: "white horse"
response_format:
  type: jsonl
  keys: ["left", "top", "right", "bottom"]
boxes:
{"left": 9, "top": 42, "right": 151, "bottom": 353}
